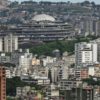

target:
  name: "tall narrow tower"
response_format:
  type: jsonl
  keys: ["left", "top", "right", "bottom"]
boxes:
{"left": 0, "top": 66, "right": 6, "bottom": 100}
{"left": 4, "top": 34, "right": 18, "bottom": 52}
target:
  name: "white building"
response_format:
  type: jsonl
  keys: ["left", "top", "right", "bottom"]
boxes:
{"left": 0, "top": 53, "right": 10, "bottom": 63}
{"left": 58, "top": 65, "right": 69, "bottom": 80}
{"left": 46, "top": 84, "right": 59, "bottom": 99}
{"left": 42, "top": 56, "right": 57, "bottom": 67}
{"left": 62, "top": 52, "right": 75, "bottom": 66}
{"left": 16, "top": 86, "right": 31, "bottom": 97}
{"left": 6, "top": 69, "right": 11, "bottom": 78}
{"left": 90, "top": 38, "right": 100, "bottom": 62}
{"left": 50, "top": 67, "right": 58, "bottom": 83}
{"left": 5, "top": 67, "right": 16, "bottom": 78}
{"left": 37, "top": 79, "right": 50, "bottom": 85}
{"left": 59, "top": 80, "right": 82, "bottom": 90}
{"left": 75, "top": 42, "right": 98, "bottom": 67}
{"left": 0, "top": 0, "right": 9, "bottom": 6}
{"left": 4, "top": 34, "right": 18, "bottom": 52}
{"left": 88, "top": 67, "right": 95, "bottom": 76}
{"left": 19, "top": 50, "right": 33, "bottom": 74}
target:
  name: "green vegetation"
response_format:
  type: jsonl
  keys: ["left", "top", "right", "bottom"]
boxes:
{"left": 64, "top": 6, "right": 91, "bottom": 13}
{"left": 7, "top": 77, "right": 27, "bottom": 96}
{"left": 6, "top": 77, "right": 43, "bottom": 96}
{"left": 30, "top": 36, "right": 97, "bottom": 56}
{"left": 83, "top": 77, "right": 100, "bottom": 86}
{"left": 30, "top": 40, "right": 75, "bottom": 56}
{"left": 2, "top": 63, "right": 16, "bottom": 67}
{"left": 7, "top": 97, "right": 15, "bottom": 100}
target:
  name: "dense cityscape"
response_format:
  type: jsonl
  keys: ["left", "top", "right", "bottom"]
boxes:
{"left": 1, "top": 0, "right": 100, "bottom": 100}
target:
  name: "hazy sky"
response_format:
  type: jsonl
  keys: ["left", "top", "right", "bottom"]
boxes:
{"left": 10, "top": 0, "right": 100, "bottom": 4}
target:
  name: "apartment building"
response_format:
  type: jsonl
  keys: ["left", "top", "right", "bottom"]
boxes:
{"left": 0, "top": 66, "right": 6, "bottom": 100}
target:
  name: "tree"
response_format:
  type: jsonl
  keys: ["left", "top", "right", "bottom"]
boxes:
{"left": 83, "top": 77, "right": 100, "bottom": 86}
{"left": 9, "top": 1, "right": 19, "bottom": 8}
{"left": 6, "top": 77, "right": 44, "bottom": 96}
{"left": 81, "top": 1, "right": 90, "bottom": 6}
{"left": 6, "top": 77, "right": 27, "bottom": 96}
{"left": 91, "top": 2, "right": 95, "bottom": 7}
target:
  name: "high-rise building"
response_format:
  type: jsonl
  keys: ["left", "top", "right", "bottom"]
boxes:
{"left": 4, "top": 34, "right": 18, "bottom": 52}
{"left": 75, "top": 68, "right": 89, "bottom": 80}
{"left": 75, "top": 42, "right": 98, "bottom": 67}
{"left": 90, "top": 38, "right": 100, "bottom": 62}
{"left": 19, "top": 49, "right": 33, "bottom": 74}
{"left": 58, "top": 65, "right": 69, "bottom": 80}
{"left": 0, "top": 38, "right": 3, "bottom": 52}
{"left": 95, "top": 20, "right": 100, "bottom": 36}
{"left": 80, "top": 18, "right": 100, "bottom": 36}
{"left": 0, "top": 66, "right": 6, "bottom": 100}
{"left": 82, "top": 19, "right": 94, "bottom": 36}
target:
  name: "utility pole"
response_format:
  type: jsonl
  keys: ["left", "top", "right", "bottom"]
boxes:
{"left": 75, "top": 87, "right": 77, "bottom": 100}
{"left": 80, "top": 83, "right": 83, "bottom": 100}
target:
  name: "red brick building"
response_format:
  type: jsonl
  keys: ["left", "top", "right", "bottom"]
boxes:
{"left": 0, "top": 67, "right": 6, "bottom": 100}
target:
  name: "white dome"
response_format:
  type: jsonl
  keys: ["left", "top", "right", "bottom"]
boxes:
{"left": 32, "top": 14, "right": 55, "bottom": 22}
